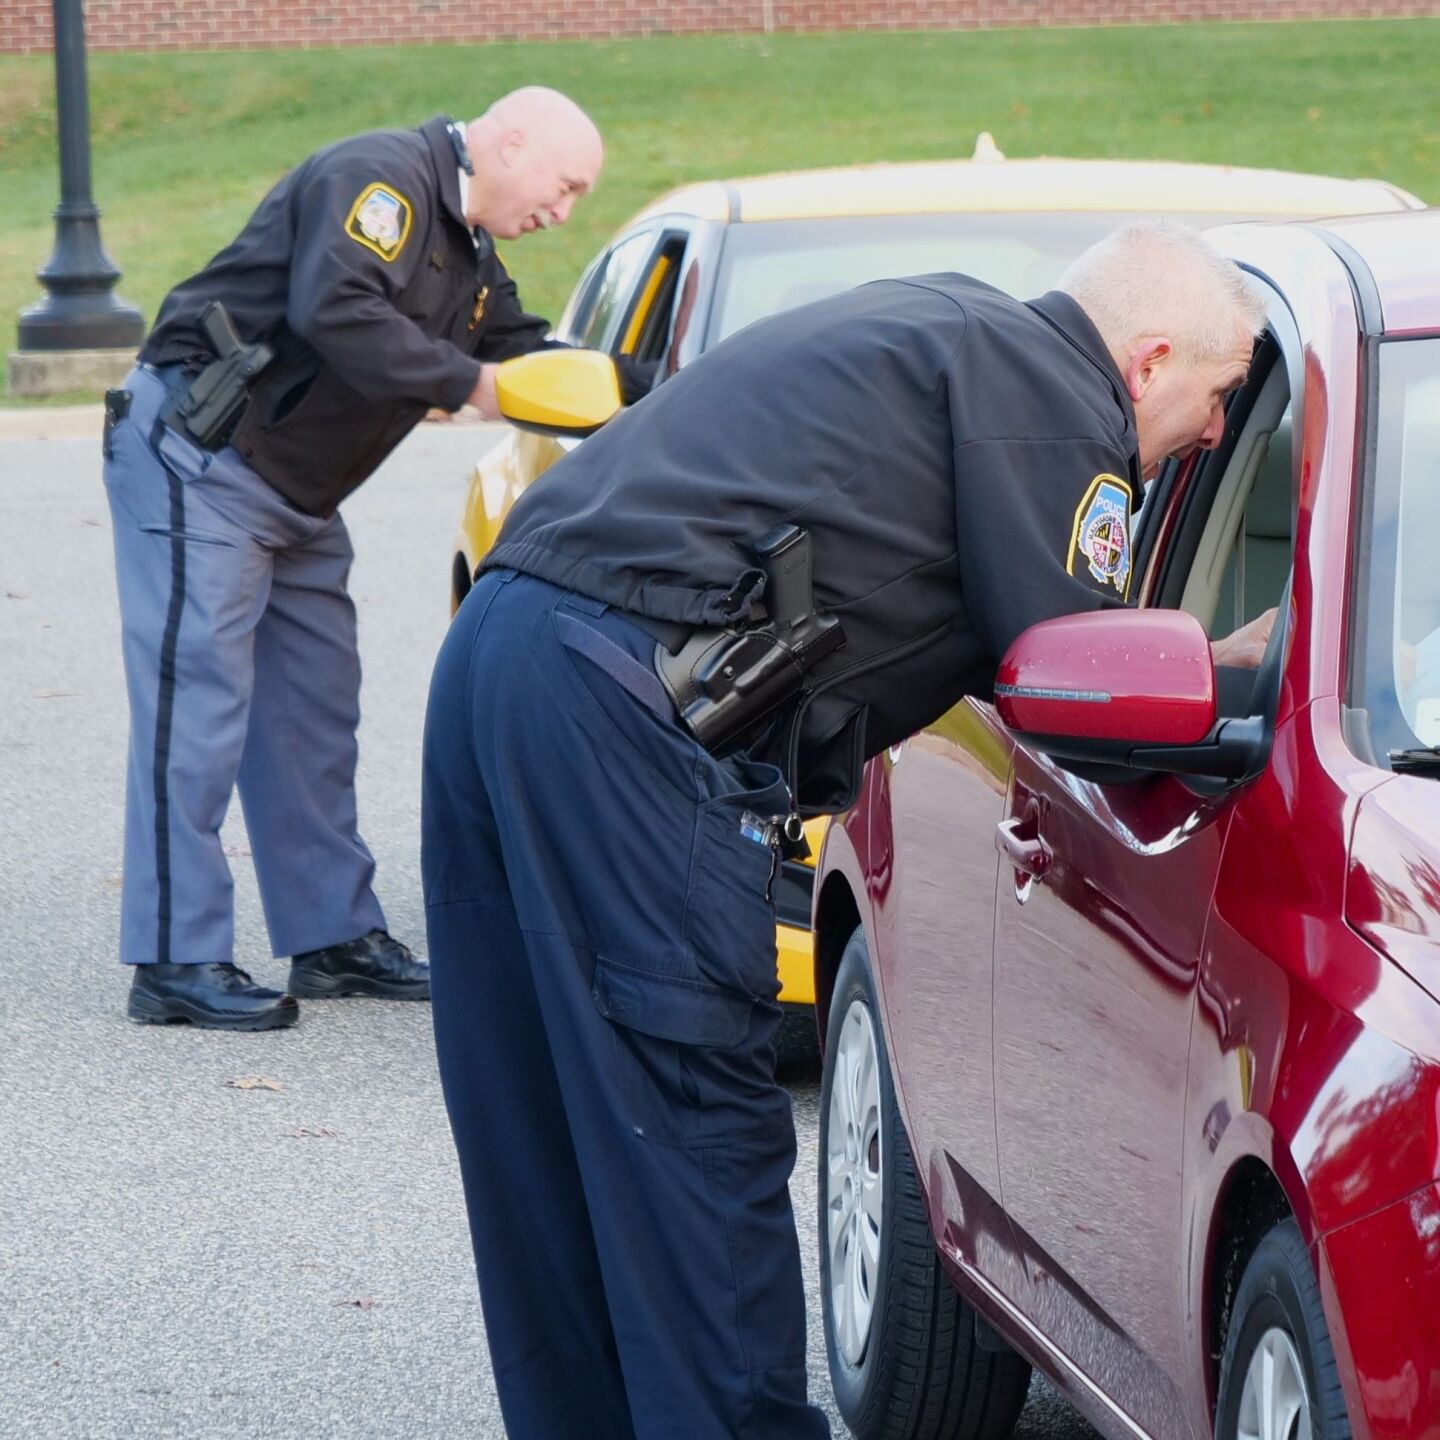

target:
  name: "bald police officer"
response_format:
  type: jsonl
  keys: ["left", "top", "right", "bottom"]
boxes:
{"left": 106, "top": 88, "right": 611, "bottom": 1030}
{"left": 422, "top": 221, "right": 1275, "bottom": 1438}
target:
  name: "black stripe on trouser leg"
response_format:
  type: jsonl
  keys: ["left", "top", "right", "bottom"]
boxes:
{"left": 149, "top": 420, "right": 188, "bottom": 966}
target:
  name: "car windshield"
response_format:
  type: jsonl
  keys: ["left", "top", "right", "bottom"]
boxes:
{"left": 1352, "top": 337, "right": 1440, "bottom": 759}
{"left": 706, "top": 211, "right": 1249, "bottom": 344}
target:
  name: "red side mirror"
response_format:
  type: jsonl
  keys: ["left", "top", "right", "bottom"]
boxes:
{"left": 995, "top": 610, "right": 1216, "bottom": 745}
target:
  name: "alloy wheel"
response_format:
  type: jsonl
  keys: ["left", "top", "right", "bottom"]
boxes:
{"left": 826, "top": 997, "right": 883, "bottom": 1368}
{"left": 1236, "top": 1326, "right": 1313, "bottom": 1440}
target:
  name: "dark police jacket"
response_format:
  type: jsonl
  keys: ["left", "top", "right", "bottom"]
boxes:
{"left": 143, "top": 116, "right": 549, "bottom": 516}
{"left": 485, "top": 275, "right": 1139, "bottom": 814}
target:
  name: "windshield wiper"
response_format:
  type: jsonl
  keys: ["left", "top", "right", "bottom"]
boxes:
{"left": 1389, "top": 746, "right": 1440, "bottom": 776}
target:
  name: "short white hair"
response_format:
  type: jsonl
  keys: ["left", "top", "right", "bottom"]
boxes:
{"left": 1058, "top": 220, "right": 1267, "bottom": 363}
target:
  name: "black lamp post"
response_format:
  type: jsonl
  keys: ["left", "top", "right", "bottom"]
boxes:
{"left": 17, "top": 0, "right": 143, "bottom": 352}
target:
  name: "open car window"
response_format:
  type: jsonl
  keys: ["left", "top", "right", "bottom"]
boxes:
{"left": 1142, "top": 332, "right": 1294, "bottom": 634}
{"left": 569, "top": 228, "right": 658, "bottom": 351}
{"left": 1182, "top": 364, "right": 1294, "bottom": 636}
{"left": 1138, "top": 324, "right": 1297, "bottom": 741}
{"left": 616, "top": 232, "right": 690, "bottom": 367}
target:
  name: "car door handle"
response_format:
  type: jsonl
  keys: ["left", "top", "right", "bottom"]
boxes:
{"left": 995, "top": 818, "right": 1051, "bottom": 879}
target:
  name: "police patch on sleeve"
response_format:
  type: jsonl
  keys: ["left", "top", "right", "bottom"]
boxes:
{"left": 1068, "top": 473, "right": 1133, "bottom": 597}
{"left": 345, "top": 182, "right": 413, "bottom": 261}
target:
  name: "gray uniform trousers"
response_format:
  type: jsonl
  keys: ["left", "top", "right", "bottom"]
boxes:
{"left": 103, "top": 365, "right": 386, "bottom": 967}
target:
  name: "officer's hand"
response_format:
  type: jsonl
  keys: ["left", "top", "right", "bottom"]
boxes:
{"left": 466, "top": 364, "right": 501, "bottom": 420}
{"left": 1210, "top": 607, "right": 1277, "bottom": 669}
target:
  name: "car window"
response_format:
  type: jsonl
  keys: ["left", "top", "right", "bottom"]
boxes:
{"left": 554, "top": 251, "right": 609, "bottom": 345}
{"left": 618, "top": 233, "right": 690, "bottom": 365}
{"left": 706, "top": 212, "right": 1257, "bottom": 345}
{"left": 1178, "top": 357, "right": 1294, "bottom": 634}
{"left": 573, "top": 229, "right": 659, "bottom": 351}
{"left": 1138, "top": 329, "right": 1294, "bottom": 631}
{"left": 1351, "top": 337, "right": 1440, "bottom": 755}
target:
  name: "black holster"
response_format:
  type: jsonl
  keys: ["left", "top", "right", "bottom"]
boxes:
{"left": 654, "top": 525, "right": 844, "bottom": 758}
{"left": 161, "top": 301, "right": 272, "bottom": 450}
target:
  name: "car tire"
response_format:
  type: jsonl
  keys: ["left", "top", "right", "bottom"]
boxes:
{"left": 819, "top": 926, "right": 1030, "bottom": 1440}
{"left": 1215, "top": 1218, "right": 1351, "bottom": 1440}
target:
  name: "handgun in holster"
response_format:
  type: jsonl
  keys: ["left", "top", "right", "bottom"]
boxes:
{"left": 161, "top": 301, "right": 273, "bottom": 450}
{"left": 654, "top": 524, "right": 845, "bottom": 759}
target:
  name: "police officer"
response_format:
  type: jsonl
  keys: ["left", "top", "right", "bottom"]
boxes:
{"left": 106, "top": 87, "right": 615, "bottom": 1030}
{"left": 421, "top": 221, "right": 1272, "bottom": 1438}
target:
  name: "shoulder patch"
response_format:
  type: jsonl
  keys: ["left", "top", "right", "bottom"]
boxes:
{"left": 345, "top": 182, "right": 413, "bottom": 261}
{"left": 1068, "top": 473, "right": 1133, "bottom": 598}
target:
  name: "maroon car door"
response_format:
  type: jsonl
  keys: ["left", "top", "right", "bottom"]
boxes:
{"left": 869, "top": 701, "right": 1031, "bottom": 1309}
{"left": 991, "top": 753, "right": 1231, "bottom": 1437}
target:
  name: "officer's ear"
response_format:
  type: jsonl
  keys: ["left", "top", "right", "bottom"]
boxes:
{"left": 494, "top": 350, "right": 623, "bottom": 438}
{"left": 498, "top": 127, "right": 528, "bottom": 169}
{"left": 1124, "top": 336, "right": 1173, "bottom": 404}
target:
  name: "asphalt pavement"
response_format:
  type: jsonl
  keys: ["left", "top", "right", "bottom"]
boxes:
{"left": 0, "top": 416, "right": 1098, "bottom": 1438}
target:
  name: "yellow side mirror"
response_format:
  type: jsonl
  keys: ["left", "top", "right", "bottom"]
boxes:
{"left": 495, "top": 350, "right": 623, "bottom": 439}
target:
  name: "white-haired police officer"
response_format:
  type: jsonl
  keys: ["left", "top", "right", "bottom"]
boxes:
{"left": 422, "top": 221, "right": 1273, "bottom": 1438}
{"left": 104, "top": 89, "right": 621, "bottom": 1030}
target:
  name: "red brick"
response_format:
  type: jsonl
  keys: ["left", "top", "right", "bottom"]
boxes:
{"left": 6, "top": 0, "right": 1440, "bottom": 51}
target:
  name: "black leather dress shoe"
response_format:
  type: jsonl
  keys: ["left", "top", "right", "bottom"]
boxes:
{"left": 128, "top": 962, "right": 300, "bottom": 1030}
{"left": 288, "top": 929, "right": 430, "bottom": 1001}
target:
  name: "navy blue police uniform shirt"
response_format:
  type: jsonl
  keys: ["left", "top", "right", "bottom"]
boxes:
{"left": 486, "top": 273, "right": 1141, "bottom": 814}
{"left": 142, "top": 115, "right": 552, "bottom": 517}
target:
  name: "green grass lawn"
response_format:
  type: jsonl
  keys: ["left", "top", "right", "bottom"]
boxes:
{"left": 2, "top": 20, "right": 1438, "bottom": 401}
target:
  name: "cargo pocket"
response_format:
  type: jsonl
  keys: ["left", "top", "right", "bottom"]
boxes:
{"left": 593, "top": 957, "right": 753, "bottom": 1049}
{"left": 683, "top": 756, "right": 790, "bottom": 1000}
{"left": 592, "top": 956, "right": 772, "bottom": 1148}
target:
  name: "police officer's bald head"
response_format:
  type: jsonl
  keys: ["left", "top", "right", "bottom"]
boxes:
{"left": 462, "top": 87, "right": 603, "bottom": 240}
{"left": 1060, "top": 221, "right": 1266, "bottom": 478}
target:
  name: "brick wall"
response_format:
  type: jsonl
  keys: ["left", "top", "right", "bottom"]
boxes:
{"left": 3, "top": 0, "right": 1438, "bottom": 55}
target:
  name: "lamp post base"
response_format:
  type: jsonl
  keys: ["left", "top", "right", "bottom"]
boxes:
{"left": 17, "top": 301, "right": 145, "bottom": 353}
{"left": 7, "top": 345, "right": 138, "bottom": 398}
{"left": 17, "top": 201, "right": 146, "bottom": 353}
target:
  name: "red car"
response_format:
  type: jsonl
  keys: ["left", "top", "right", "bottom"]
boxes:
{"left": 811, "top": 208, "right": 1440, "bottom": 1440}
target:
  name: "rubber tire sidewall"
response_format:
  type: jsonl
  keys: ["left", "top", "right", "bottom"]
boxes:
{"left": 1215, "top": 1218, "right": 1352, "bottom": 1440}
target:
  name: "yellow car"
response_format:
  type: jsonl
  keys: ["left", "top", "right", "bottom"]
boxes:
{"left": 453, "top": 143, "right": 1420, "bottom": 1051}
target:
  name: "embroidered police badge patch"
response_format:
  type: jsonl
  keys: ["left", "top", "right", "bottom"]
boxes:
{"left": 1069, "top": 474, "right": 1133, "bottom": 597}
{"left": 345, "top": 183, "right": 412, "bottom": 261}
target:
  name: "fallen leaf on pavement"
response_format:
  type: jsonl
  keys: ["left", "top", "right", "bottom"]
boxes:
{"left": 223, "top": 1075, "right": 283, "bottom": 1092}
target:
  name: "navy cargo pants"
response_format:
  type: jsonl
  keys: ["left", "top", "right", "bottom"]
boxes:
{"left": 422, "top": 570, "right": 829, "bottom": 1440}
